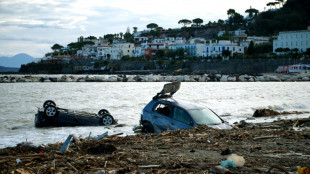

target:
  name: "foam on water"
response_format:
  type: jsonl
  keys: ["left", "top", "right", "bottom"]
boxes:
{"left": 0, "top": 82, "right": 309, "bottom": 148}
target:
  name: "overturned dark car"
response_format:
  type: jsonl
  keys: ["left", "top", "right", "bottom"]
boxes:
{"left": 35, "top": 100, "right": 116, "bottom": 127}
{"left": 140, "top": 82, "right": 232, "bottom": 133}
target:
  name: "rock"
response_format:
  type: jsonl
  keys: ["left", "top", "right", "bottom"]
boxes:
{"left": 220, "top": 75, "right": 228, "bottom": 82}
{"left": 253, "top": 109, "right": 281, "bottom": 117}
{"left": 176, "top": 76, "right": 184, "bottom": 82}
{"left": 198, "top": 76, "right": 206, "bottom": 82}
{"left": 107, "top": 76, "right": 117, "bottom": 82}
{"left": 269, "top": 76, "right": 280, "bottom": 82}
{"left": 302, "top": 77, "right": 309, "bottom": 81}
{"left": 183, "top": 75, "right": 191, "bottom": 82}
{"left": 164, "top": 76, "right": 172, "bottom": 82}
{"left": 227, "top": 76, "right": 236, "bottom": 82}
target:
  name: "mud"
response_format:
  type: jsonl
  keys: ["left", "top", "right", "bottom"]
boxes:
{"left": 0, "top": 118, "right": 310, "bottom": 174}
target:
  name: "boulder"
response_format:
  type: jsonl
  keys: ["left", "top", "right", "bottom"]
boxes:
{"left": 253, "top": 109, "right": 280, "bottom": 117}
{"left": 220, "top": 75, "right": 228, "bottom": 82}
{"left": 269, "top": 76, "right": 281, "bottom": 82}
{"left": 107, "top": 76, "right": 117, "bottom": 82}
{"left": 227, "top": 76, "right": 236, "bottom": 82}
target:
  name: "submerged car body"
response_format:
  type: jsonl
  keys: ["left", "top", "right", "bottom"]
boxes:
{"left": 140, "top": 82, "right": 232, "bottom": 133}
{"left": 35, "top": 100, "right": 116, "bottom": 127}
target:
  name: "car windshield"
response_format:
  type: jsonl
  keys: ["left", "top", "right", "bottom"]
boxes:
{"left": 188, "top": 108, "right": 223, "bottom": 125}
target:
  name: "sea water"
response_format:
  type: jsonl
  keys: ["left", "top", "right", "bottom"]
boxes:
{"left": 0, "top": 82, "right": 309, "bottom": 148}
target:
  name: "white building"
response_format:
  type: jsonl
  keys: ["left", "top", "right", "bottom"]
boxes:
{"left": 273, "top": 30, "right": 310, "bottom": 53}
{"left": 169, "top": 44, "right": 205, "bottom": 57}
{"left": 108, "top": 43, "right": 135, "bottom": 60}
{"left": 203, "top": 40, "right": 245, "bottom": 57}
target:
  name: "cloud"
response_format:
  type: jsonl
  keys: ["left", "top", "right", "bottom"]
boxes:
{"left": 0, "top": 0, "right": 272, "bottom": 57}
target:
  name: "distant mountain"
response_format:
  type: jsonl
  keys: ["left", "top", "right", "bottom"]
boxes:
{"left": 0, "top": 53, "right": 36, "bottom": 68}
{"left": 0, "top": 66, "right": 19, "bottom": 72}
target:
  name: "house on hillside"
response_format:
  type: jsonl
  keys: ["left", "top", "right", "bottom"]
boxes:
{"left": 169, "top": 44, "right": 205, "bottom": 57}
{"left": 273, "top": 29, "right": 310, "bottom": 54}
{"left": 203, "top": 40, "right": 244, "bottom": 57}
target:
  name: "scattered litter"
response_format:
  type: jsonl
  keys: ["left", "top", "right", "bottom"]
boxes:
{"left": 95, "top": 131, "right": 108, "bottom": 141}
{"left": 211, "top": 165, "right": 232, "bottom": 174}
{"left": 227, "top": 154, "right": 245, "bottom": 167}
{"left": 220, "top": 160, "right": 236, "bottom": 168}
{"left": 59, "top": 134, "right": 73, "bottom": 152}
{"left": 298, "top": 166, "right": 310, "bottom": 174}
{"left": 16, "top": 158, "right": 21, "bottom": 164}
{"left": 96, "top": 170, "right": 105, "bottom": 174}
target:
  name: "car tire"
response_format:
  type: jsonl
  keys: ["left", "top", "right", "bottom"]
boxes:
{"left": 43, "top": 100, "right": 56, "bottom": 108}
{"left": 44, "top": 105, "right": 58, "bottom": 118}
{"left": 142, "top": 122, "right": 154, "bottom": 133}
{"left": 101, "top": 114, "right": 114, "bottom": 126}
{"left": 98, "top": 109, "right": 110, "bottom": 116}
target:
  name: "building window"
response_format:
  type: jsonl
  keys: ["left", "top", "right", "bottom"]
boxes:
{"left": 296, "top": 41, "right": 298, "bottom": 46}
{"left": 286, "top": 42, "right": 288, "bottom": 46}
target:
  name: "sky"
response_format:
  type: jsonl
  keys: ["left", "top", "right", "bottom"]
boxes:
{"left": 0, "top": 0, "right": 272, "bottom": 58}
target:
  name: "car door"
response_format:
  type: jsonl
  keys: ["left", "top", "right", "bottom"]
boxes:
{"left": 170, "top": 106, "right": 193, "bottom": 130}
{"left": 151, "top": 103, "right": 176, "bottom": 132}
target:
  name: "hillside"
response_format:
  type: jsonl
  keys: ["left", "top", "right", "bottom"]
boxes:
{"left": 248, "top": 0, "right": 310, "bottom": 36}
{"left": 0, "top": 53, "right": 36, "bottom": 68}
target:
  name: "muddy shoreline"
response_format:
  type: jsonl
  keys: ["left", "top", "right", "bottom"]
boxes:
{"left": 1, "top": 117, "right": 309, "bottom": 174}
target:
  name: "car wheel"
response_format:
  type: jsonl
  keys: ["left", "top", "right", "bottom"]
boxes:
{"left": 142, "top": 122, "right": 154, "bottom": 133}
{"left": 43, "top": 100, "right": 56, "bottom": 108}
{"left": 102, "top": 114, "right": 114, "bottom": 126}
{"left": 44, "top": 105, "right": 58, "bottom": 117}
{"left": 98, "top": 109, "right": 110, "bottom": 116}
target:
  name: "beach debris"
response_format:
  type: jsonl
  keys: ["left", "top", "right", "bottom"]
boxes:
{"left": 87, "top": 144, "right": 117, "bottom": 154}
{"left": 59, "top": 134, "right": 74, "bottom": 152}
{"left": 96, "top": 170, "right": 105, "bottom": 174}
{"left": 227, "top": 154, "right": 245, "bottom": 167}
{"left": 211, "top": 165, "right": 232, "bottom": 174}
{"left": 266, "top": 165, "right": 289, "bottom": 174}
{"left": 253, "top": 109, "right": 309, "bottom": 117}
{"left": 220, "top": 160, "right": 235, "bottom": 168}
{"left": 95, "top": 131, "right": 108, "bottom": 141}
{"left": 1, "top": 119, "right": 310, "bottom": 173}
{"left": 298, "top": 166, "right": 310, "bottom": 174}
{"left": 220, "top": 148, "right": 231, "bottom": 155}
{"left": 16, "top": 158, "right": 21, "bottom": 164}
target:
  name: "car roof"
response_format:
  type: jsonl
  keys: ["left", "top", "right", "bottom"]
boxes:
{"left": 155, "top": 98, "right": 205, "bottom": 110}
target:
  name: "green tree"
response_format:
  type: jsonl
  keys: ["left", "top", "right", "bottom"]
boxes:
{"left": 222, "top": 50, "right": 231, "bottom": 57}
{"left": 124, "top": 32, "right": 133, "bottom": 42}
{"left": 245, "top": 8, "right": 259, "bottom": 18}
{"left": 119, "top": 32, "right": 123, "bottom": 39}
{"left": 217, "top": 19, "right": 224, "bottom": 25}
{"left": 247, "top": 41, "right": 255, "bottom": 55}
{"left": 146, "top": 23, "right": 158, "bottom": 30}
{"left": 155, "top": 50, "right": 165, "bottom": 59}
{"left": 227, "top": 9, "right": 236, "bottom": 17}
{"left": 178, "top": 19, "right": 192, "bottom": 27}
{"left": 86, "top": 36, "right": 97, "bottom": 40}
{"left": 305, "top": 48, "right": 310, "bottom": 56}
{"left": 51, "top": 44, "right": 64, "bottom": 51}
{"left": 133, "top": 27, "right": 138, "bottom": 33}
{"left": 192, "top": 18, "right": 203, "bottom": 26}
